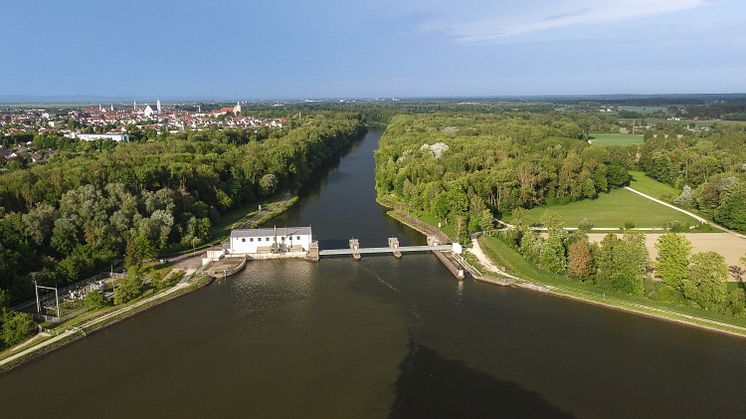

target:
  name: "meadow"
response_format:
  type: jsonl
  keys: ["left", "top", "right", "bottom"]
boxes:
{"left": 589, "top": 132, "right": 644, "bottom": 145}
{"left": 628, "top": 170, "right": 681, "bottom": 200}
{"left": 503, "top": 188, "right": 697, "bottom": 228}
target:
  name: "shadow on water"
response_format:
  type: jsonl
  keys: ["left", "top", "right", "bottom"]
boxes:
{"left": 390, "top": 340, "right": 574, "bottom": 419}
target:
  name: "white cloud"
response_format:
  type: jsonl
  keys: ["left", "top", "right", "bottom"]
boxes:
{"left": 410, "top": 0, "right": 713, "bottom": 42}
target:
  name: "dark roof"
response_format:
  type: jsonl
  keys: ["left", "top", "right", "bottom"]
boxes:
{"left": 231, "top": 227, "right": 312, "bottom": 238}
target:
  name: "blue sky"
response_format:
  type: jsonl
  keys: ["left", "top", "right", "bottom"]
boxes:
{"left": 1, "top": 0, "right": 745, "bottom": 99}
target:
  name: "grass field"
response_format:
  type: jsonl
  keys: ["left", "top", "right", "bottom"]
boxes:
{"left": 503, "top": 188, "right": 697, "bottom": 228}
{"left": 628, "top": 171, "right": 680, "bottom": 200}
{"left": 589, "top": 133, "right": 644, "bottom": 145}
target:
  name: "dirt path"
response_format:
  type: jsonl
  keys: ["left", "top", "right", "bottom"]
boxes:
{"left": 468, "top": 237, "right": 522, "bottom": 282}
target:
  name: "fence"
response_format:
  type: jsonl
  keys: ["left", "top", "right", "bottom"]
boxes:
{"left": 13, "top": 269, "right": 125, "bottom": 312}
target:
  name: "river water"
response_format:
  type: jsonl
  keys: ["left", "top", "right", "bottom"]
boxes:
{"left": 2, "top": 129, "right": 746, "bottom": 418}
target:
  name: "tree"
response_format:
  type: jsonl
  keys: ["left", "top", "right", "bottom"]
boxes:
{"left": 1, "top": 310, "right": 35, "bottom": 347}
{"left": 673, "top": 185, "right": 695, "bottom": 208}
{"left": 683, "top": 251, "right": 728, "bottom": 311}
{"left": 578, "top": 217, "right": 594, "bottom": 233}
{"left": 114, "top": 271, "right": 144, "bottom": 305}
{"left": 0, "top": 289, "right": 9, "bottom": 309}
{"left": 568, "top": 240, "right": 593, "bottom": 279}
{"left": 597, "top": 233, "right": 648, "bottom": 295}
{"left": 715, "top": 183, "right": 746, "bottom": 232}
{"left": 22, "top": 203, "right": 56, "bottom": 246}
{"left": 51, "top": 223, "right": 78, "bottom": 256}
{"left": 540, "top": 210, "right": 564, "bottom": 231}
{"left": 519, "top": 228, "right": 542, "bottom": 263}
{"left": 124, "top": 235, "right": 156, "bottom": 268}
{"left": 479, "top": 209, "right": 494, "bottom": 235}
{"left": 83, "top": 290, "right": 109, "bottom": 309}
{"left": 655, "top": 232, "right": 692, "bottom": 290}
{"left": 540, "top": 232, "right": 566, "bottom": 274}
{"left": 259, "top": 173, "right": 278, "bottom": 197}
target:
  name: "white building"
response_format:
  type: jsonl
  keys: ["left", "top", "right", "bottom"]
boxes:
{"left": 65, "top": 132, "right": 129, "bottom": 142}
{"left": 143, "top": 103, "right": 158, "bottom": 117}
{"left": 229, "top": 227, "right": 313, "bottom": 254}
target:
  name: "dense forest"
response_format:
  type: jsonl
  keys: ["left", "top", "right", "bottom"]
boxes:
{"left": 0, "top": 112, "right": 365, "bottom": 304}
{"left": 375, "top": 111, "right": 746, "bottom": 315}
{"left": 375, "top": 113, "right": 634, "bottom": 242}
{"left": 639, "top": 125, "right": 746, "bottom": 231}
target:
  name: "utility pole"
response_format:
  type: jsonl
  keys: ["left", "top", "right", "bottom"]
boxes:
{"left": 35, "top": 281, "right": 61, "bottom": 319}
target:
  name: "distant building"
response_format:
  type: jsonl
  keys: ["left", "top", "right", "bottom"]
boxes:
{"left": 211, "top": 102, "right": 242, "bottom": 117}
{"left": 143, "top": 104, "right": 158, "bottom": 117}
{"left": 65, "top": 132, "right": 129, "bottom": 142}
{"left": 229, "top": 227, "right": 313, "bottom": 254}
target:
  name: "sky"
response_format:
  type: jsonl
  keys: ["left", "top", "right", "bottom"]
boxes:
{"left": 1, "top": 0, "right": 745, "bottom": 99}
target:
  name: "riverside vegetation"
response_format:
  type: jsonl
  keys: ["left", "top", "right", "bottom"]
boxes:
{"left": 0, "top": 112, "right": 365, "bottom": 348}
{"left": 375, "top": 112, "right": 746, "bottom": 324}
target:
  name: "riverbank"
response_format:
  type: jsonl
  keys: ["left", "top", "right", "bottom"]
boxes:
{"left": 0, "top": 128, "right": 368, "bottom": 372}
{"left": 475, "top": 236, "right": 746, "bottom": 338}
{"left": 378, "top": 194, "right": 746, "bottom": 338}
{"left": 0, "top": 272, "right": 213, "bottom": 373}
{"left": 0, "top": 194, "right": 300, "bottom": 371}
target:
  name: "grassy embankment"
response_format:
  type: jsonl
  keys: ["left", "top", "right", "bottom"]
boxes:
{"left": 0, "top": 273, "right": 212, "bottom": 371}
{"left": 377, "top": 194, "right": 455, "bottom": 240}
{"left": 477, "top": 236, "right": 746, "bottom": 336}
{"left": 378, "top": 190, "right": 746, "bottom": 336}
{"left": 378, "top": 190, "right": 746, "bottom": 337}
{"left": 503, "top": 188, "right": 698, "bottom": 228}
{"left": 589, "top": 133, "right": 644, "bottom": 145}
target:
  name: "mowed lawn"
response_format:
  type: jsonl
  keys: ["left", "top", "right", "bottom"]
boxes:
{"left": 628, "top": 171, "right": 681, "bottom": 200}
{"left": 503, "top": 188, "right": 698, "bottom": 228}
{"left": 589, "top": 133, "right": 644, "bottom": 145}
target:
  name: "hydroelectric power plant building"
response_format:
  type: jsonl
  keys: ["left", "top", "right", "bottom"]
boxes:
{"left": 228, "top": 226, "right": 313, "bottom": 255}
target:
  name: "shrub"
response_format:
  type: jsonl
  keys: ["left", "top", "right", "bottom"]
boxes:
{"left": 83, "top": 290, "right": 109, "bottom": 309}
{"left": 1, "top": 310, "right": 35, "bottom": 347}
{"left": 114, "top": 271, "right": 144, "bottom": 305}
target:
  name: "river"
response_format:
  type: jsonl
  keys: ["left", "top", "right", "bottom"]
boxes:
{"left": 2, "top": 129, "right": 746, "bottom": 418}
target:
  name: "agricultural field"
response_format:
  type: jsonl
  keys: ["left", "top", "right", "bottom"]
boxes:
{"left": 503, "top": 188, "right": 698, "bottom": 228}
{"left": 628, "top": 170, "right": 681, "bottom": 200}
{"left": 589, "top": 132, "right": 644, "bottom": 145}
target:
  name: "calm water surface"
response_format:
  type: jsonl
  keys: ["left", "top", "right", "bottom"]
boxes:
{"left": 2, "top": 129, "right": 746, "bottom": 418}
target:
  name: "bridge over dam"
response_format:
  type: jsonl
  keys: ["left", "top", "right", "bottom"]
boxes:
{"left": 313, "top": 238, "right": 465, "bottom": 280}
{"left": 208, "top": 230, "right": 467, "bottom": 280}
{"left": 318, "top": 244, "right": 453, "bottom": 256}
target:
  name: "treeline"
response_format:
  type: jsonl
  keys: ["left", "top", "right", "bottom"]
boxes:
{"left": 639, "top": 125, "right": 746, "bottom": 231}
{"left": 375, "top": 113, "right": 634, "bottom": 242}
{"left": 499, "top": 211, "right": 745, "bottom": 317}
{"left": 686, "top": 103, "right": 746, "bottom": 121}
{"left": 0, "top": 113, "right": 365, "bottom": 304}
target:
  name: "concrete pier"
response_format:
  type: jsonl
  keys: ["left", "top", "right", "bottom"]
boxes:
{"left": 206, "top": 256, "right": 247, "bottom": 279}
{"left": 432, "top": 251, "right": 465, "bottom": 280}
{"left": 388, "top": 238, "right": 402, "bottom": 258}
